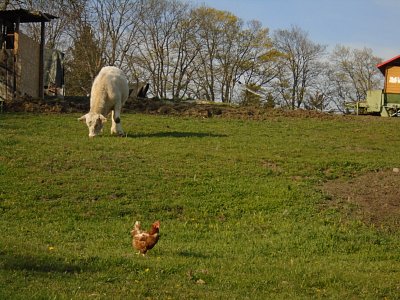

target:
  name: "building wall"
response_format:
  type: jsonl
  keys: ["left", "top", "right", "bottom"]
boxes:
{"left": 0, "top": 31, "right": 40, "bottom": 101}
{"left": 18, "top": 32, "right": 40, "bottom": 97}
{"left": 0, "top": 48, "right": 14, "bottom": 101}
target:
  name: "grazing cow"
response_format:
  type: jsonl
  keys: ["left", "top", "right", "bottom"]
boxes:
{"left": 79, "top": 66, "right": 129, "bottom": 137}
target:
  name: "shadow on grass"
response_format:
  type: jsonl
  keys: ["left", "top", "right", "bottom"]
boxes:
{"left": 127, "top": 131, "right": 228, "bottom": 139}
{"left": 178, "top": 250, "right": 210, "bottom": 259}
{"left": 0, "top": 253, "right": 98, "bottom": 274}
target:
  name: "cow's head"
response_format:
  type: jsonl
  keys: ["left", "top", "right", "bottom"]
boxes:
{"left": 78, "top": 113, "right": 107, "bottom": 137}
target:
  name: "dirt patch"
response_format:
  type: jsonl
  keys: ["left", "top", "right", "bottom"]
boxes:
{"left": 322, "top": 169, "right": 400, "bottom": 230}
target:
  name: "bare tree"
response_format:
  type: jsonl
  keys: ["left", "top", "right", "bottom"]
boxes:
{"left": 301, "top": 62, "right": 336, "bottom": 111}
{"left": 273, "top": 26, "right": 326, "bottom": 109}
{"left": 63, "top": 0, "right": 141, "bottom": 90}
{"left": 328, "top": 45, "right": 382, "bottom": 111}
{"left": 61, "top": 0, "right": 104, "bottom": 87}
{"left": 169, "top": 7, "right": 200, "bottom": 99}
{"left": 8, "top": 0, "right": 74, "bottom": 51}
{"left": 90, "top": 0, "right": 140, "bottom": 69}
{"left": 131, "top": 0, "right": 190, "bottom": 98}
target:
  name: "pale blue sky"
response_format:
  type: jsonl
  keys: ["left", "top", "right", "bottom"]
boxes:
{"left": 187, "top": 0, "right": 399, "bottom": 60}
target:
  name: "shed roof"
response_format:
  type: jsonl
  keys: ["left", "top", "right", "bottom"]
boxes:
{"left": 0, "top": 9, "right": 57, "bottom": 23}
{"left": 377, "top": 54, "right": 400, "bottom": 75}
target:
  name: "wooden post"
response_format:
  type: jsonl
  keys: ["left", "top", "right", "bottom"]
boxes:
{"left": 13, "top": 20, "right": 19, "bottom": 55}
{"left": 39, "top": 21, "right": 45, "bottom": 99}
{"left": 13, "top": 17, "right": 19, "bottom": 99}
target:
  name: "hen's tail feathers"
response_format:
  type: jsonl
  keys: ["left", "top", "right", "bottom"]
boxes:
{"left": 134, "top": 221, "right": 141, "bottom": 229}
{"left": 131, "top": 221, "right": 142, "bottom": 236}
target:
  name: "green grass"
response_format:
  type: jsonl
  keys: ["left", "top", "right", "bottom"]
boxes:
{"left": 0, "top": 112, "right": 399, "bottom": 299}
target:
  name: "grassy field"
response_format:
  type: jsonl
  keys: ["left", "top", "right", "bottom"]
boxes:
{"left": 0, "top": 112, "right": 399, "bottom": 299}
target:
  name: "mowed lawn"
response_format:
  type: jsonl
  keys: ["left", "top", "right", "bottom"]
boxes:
{"left": 0, "top": 112, "right": 399, "bottom": 299}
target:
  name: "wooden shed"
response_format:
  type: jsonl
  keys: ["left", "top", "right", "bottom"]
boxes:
{"left": 353, "top": 54, "right": 400, "bottom": 116}
{"left": 0, "top": 9, "right": 57, "bottom": 102}
{"left": 377, "top": 55, "right": 400, "bottom": 94}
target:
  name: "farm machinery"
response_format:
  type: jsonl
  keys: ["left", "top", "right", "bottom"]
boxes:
{"left": 350, "top": 54, "right": 400, "bottom": 117}
{"left": 353, "top": 90, "right": 400, "bottom": 117}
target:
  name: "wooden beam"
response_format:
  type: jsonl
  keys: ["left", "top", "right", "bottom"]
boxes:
{"left": 39, "top": 21, "right": 45, "bottom": 99}
{"left": 13, "top": 19, "right": 19, "bottom": 55}
{"left": 13, "top": 17, "right": 19, "bottom": 99}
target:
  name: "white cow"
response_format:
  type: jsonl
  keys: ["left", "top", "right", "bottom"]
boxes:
{"left": 79, "top": 66, "right": 130, "bottom": 137}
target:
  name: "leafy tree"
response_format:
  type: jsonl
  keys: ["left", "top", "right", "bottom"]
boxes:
{"left": 188, "top": 7, "right": 220, "bottom": 101}
{"left": 169, "top": 7, "right": 201, "bottom": 99}
{"left": 65, "top": 23, "right": 103, "bottom": 96}
{"left": 0, "top": 0, "right": 11, "bottom": 9}
{"left": 218, "top": 20, "right": 275, "bottom": 103}
{"left": 240, "top": 83, "right": 262, "bottom": 106}
{"left": 191, "top": 8, "right": 276, "bottom": 103}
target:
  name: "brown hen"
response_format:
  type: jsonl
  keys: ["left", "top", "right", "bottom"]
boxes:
{"left": 131, "top": 220, "right": 160, "bottom": 255}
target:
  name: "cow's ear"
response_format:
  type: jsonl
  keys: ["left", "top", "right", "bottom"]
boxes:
{"left": 78, "top": 114, "right": 87, "bottom": 122}
{"left": 99, "top": 114, "right": 107, "bottom": 123}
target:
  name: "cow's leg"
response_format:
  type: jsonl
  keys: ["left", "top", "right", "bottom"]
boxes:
{"left": 111, "top": 110, "right": 124, "bottom": 136}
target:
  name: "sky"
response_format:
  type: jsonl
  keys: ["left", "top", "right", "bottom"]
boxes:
{"left": 186, "top": 0, "right": 399, "bottom": 61}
